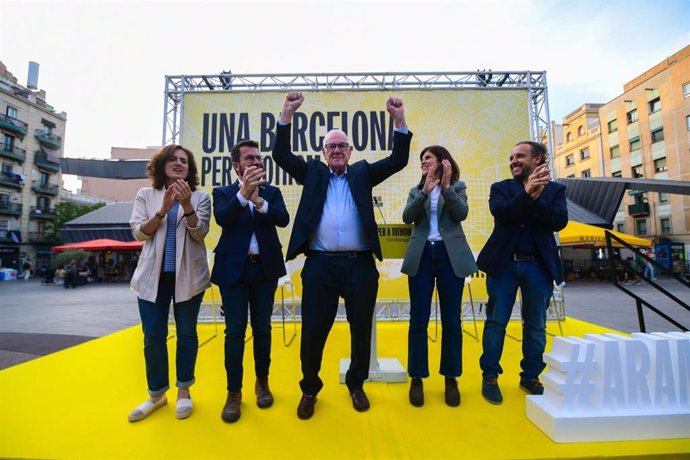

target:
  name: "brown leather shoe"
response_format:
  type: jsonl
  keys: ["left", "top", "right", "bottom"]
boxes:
{"left": 409, "top": 377, "right": 424, "bottom": 407}
{"left": 349, "top": 389, "right": 370, "bottom": 412}
{"left": 445, "top": 377, "right": 461, "bottom": 407}
{"left": 221, "top": 391, "right": 241, "bottom": 423}
{"left": 255, "top": 377, "right": 274, "bottom": 409}
{"left": 297, "top": 394, "right": 317, "bottom": 420}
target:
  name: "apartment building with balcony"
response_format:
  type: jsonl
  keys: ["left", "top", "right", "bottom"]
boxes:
{"left": 552, "top": 104, "right": 605, "bottom": 180}
{"left": 0, "top": 60, "right": 66, "bottom": 271}
{"left": 599, "top": 45, "right": 690, "bottom": 247}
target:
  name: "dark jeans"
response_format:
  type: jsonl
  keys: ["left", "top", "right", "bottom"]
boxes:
{"left": 408, "top": 241, "right": 465, "bottom": 378}
{"left": 219, "top": 259, "right": 277, "bottom": 392}
{"left": 299, "top": 251, "right": 378, "bottom": 395}
{"left": 479, "top": 259, "right": 553, "bottom": 380}
{"left": 137, "top": 272, "right": 203, "bottom": 397}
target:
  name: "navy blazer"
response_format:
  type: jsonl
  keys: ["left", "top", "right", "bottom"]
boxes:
{"left": 210, "top": 181, "right": 289, "bottom": 287}
{"left": 272, "top": 123, "right": 412, "bottom": 261}
{"left": 476, "top": 178, "right": 568, "bottom": 284}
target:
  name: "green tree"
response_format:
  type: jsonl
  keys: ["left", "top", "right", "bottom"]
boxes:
{"left": 46, "top": 201, "right": 106, "bottom": 244}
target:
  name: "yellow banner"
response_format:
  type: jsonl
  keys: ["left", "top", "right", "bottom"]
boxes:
{"left": 182, "top": 90, "right": 530, "bottom": 303}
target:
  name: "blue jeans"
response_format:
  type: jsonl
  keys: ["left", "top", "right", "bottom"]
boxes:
{"left": 219, "top": 260, "right": 277, "bottom": 392}
{"left": 479, "top": 259, "right": 553, "bottom": 380}
{"left": 408, "top": 241, "right": 465, "bottom": 378}
{"left": 137, "top": 272, "right": 203, "bottom": 397}
{"left": 643, "top": 262, "right": 656, "bottom": 280}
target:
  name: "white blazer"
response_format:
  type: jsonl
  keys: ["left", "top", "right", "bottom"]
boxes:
{"left": 129, "top": 186, "right": 211, "bottom": 303}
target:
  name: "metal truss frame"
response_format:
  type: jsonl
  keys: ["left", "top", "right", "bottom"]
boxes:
{"left": 162, "top": 70, "right": 552, "bottom": 153}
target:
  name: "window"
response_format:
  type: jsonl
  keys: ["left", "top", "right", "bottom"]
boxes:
{"left": 1, "top": 163, "right": 11, "bottom": 174}
{"left": 1, "top": 134, "right": 13, "bottom": 151}
{"left": 607, "top": 119, "right": 618, "bottom": 133}
{"left": 683, "top": 82, "right": 690, "bottom": 98}
{"left": 660, "top": 217, "right": 671, "bottom": 234}
{"left": 566, "top": 132, "right": 572, "bottom": 142}
{"left": 629, "top": 137, "right": 641, "bottom": 152}
{"left": 635, "top": 219, "right": 647, "bottom": 236}
{"left": 37, "top": 196, "right": 50, "bottom": 210}
{"left": 648, "top": 97, "right": 661, "bottom": 113}
{"left": 565, "top": 154, "right": 575, "bottom": 166}
{"left": 686, "top": 115, "right": 690, "bottom": 131}
{"left": 651, "top": 127, "right": 664, "bottom": 143}
{"left": 577, "top": 126, "right": 584, "bottom": 136}
{"left": 632, "top": 165, "right": 644, "bottom": 178}
{"left": 579, "top": 148, "right": 590, "bottom": 160}
{"left": 627, "top": 109, "right": 639, "bottom": 124}
{"left": 610, "top": 145, "right": 620, "bottom": 158}
{"left": 616, "top": 222, "right": 625, "bottom": 233}
{"left": 0, "top": 192, "right": 9, "bottom": 204}
{"left": 654, "top": 157, "right": 667, "bottom": 173}
{"left": 0, "top": 220, "right": 8, "bottom": 231}
{"left": 5, "top": 106, "right": 17, "bottom": 119}
{"left": 659, "top": 192, "right": 669, "bottom": 204}
{"left": 612, "top": 171, "right": 622, "bottom": 178}
{"left": 581, "top": 169, "right": 591, "bottom": 178}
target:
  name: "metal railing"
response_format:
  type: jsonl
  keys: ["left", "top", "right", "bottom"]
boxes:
{"left": 605, "top": 231, "right": 689, "bottom": 332}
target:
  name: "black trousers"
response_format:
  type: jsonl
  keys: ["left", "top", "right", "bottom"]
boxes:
{"left": 299, "top": 251, "right": 378, "bottom": 395}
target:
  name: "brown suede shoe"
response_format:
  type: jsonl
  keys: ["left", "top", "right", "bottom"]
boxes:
{"left": 297, "top": 394, "right": 317, "bottom": 420}
{"left": 349, "top": 389, "right": 370, "bottom": 412}
{"left": 255, "top": 377, "right": 274, "bottom": 409}
{"left": 221, "top": 391, "right": 241, "bottom": 423}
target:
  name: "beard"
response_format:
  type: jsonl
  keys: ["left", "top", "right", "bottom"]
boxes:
{"left": 511, "top": 164, "right": 534, "bottom": 181}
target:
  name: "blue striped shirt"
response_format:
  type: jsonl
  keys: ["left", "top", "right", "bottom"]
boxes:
{"left": 163, "top": 202, "right": 179, "bottom": 272}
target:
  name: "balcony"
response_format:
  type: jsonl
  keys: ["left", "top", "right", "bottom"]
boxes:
{"left": 32, "top": 180, "right": 59, "bottom": 196}
{"left": 29, "top": 232, "right": 55, "bottom": 244}
{"left": 30, "top": 206, "right": 56, "bottom": 220}
{"left": 0, "top": 145, "right": 26, "bottom": 164}
{"left": 628, "top": 202, "right": 650, "bottom": 216}
{"left": 0, "top": 113, "right": 28, "bottom": 136}
{"left": 0, "top": 171, "right": 24, "bottom": 190}
{"left": 34, "top": 152, "right": 61, "bottom": 173}
{"left": 0, "top": 202, "right": 22, "bottom": 217}
{"left": 34, "top": 129, "right": 62, "bottom": 149}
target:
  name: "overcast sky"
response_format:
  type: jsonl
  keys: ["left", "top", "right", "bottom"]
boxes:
{"left": 1, "top": 0, "right": 689, "bottom": 167}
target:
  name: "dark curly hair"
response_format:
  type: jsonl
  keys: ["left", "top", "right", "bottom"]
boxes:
{"left": 147, "top": 145, "right": 199, "bottom": 191}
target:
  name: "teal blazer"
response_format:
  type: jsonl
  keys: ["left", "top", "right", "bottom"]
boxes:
{"left": 400, "top": 181, "right": 477, "bottom": 278}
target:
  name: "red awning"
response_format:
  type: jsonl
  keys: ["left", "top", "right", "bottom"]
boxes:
{"left": 52, "top": 239, "right": 143, "bottom": 252}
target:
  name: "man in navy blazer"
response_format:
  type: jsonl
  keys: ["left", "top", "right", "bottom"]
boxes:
{"left": 476, "top": 141, "right": 567, "bottom": 405}
{"left": 273, "top": 92, "right": 412, "bottom": 419}
{"left": 211, "top": 140, "right": 289, "bottom": 423}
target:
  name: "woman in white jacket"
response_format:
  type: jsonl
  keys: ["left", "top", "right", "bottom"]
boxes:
{"left": 127, "top": 145, "right": 211, "bottom": 422}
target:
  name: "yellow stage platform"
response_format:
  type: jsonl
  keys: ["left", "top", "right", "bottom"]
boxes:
{"left": 1, "top": 319, "right": 688, "bottom": 459}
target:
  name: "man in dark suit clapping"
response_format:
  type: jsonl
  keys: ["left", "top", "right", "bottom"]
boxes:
{"left": 477, "top": 141, "right": 568, "bottom": 405}
{"left": 212, "top": 140, "right": 290, "bottom": 423}
{"left": 273, "top": 92, "right": 412, "bottom": 419}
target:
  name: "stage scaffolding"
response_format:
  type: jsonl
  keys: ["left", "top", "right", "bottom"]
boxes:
{"left": 162, "top": 70, "right": 553, "bottom": 156}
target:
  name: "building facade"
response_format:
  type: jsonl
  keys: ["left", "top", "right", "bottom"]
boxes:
{"left": 0, "top": 61, "right": 66, "bottom": 271}
{"left": 599, "top": 45, "right": 690, "bottom": 247}
{"left": 553, "top": 103, "right": 605, "bottom": 180}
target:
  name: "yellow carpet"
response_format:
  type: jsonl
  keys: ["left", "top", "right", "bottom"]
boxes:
{"left": 1, "top": 319, "right": 688, "bottom": 459}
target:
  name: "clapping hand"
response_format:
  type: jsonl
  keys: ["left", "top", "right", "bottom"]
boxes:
{"left": 525, "top": 163, "right": 551, "bottom": 199}
{"left": 440, "top": 159, "right": 452, "bottom": 190}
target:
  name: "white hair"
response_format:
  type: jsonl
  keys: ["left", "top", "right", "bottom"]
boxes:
{"left": 324, "top": 129, "right": 350, "bottom": 145}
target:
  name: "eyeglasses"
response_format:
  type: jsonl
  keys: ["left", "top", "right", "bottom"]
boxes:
{"left": 324, "top": 143, "right": 350, "bottom": 152}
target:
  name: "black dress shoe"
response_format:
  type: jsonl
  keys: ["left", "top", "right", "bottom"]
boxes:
{"left": 445, "top": 377, "right": 461, "bottom": 407}
{"left": 349, "top": 389, "right": 370, "bottom": 412}
{"left": 409, "top": 377, "right": 424, "bottom": 407}
{"left": 297, "top": 394, "right": 317, "bottom": 420}
{"left": 221, "top": 391, "right": 242, "bottom": 423}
